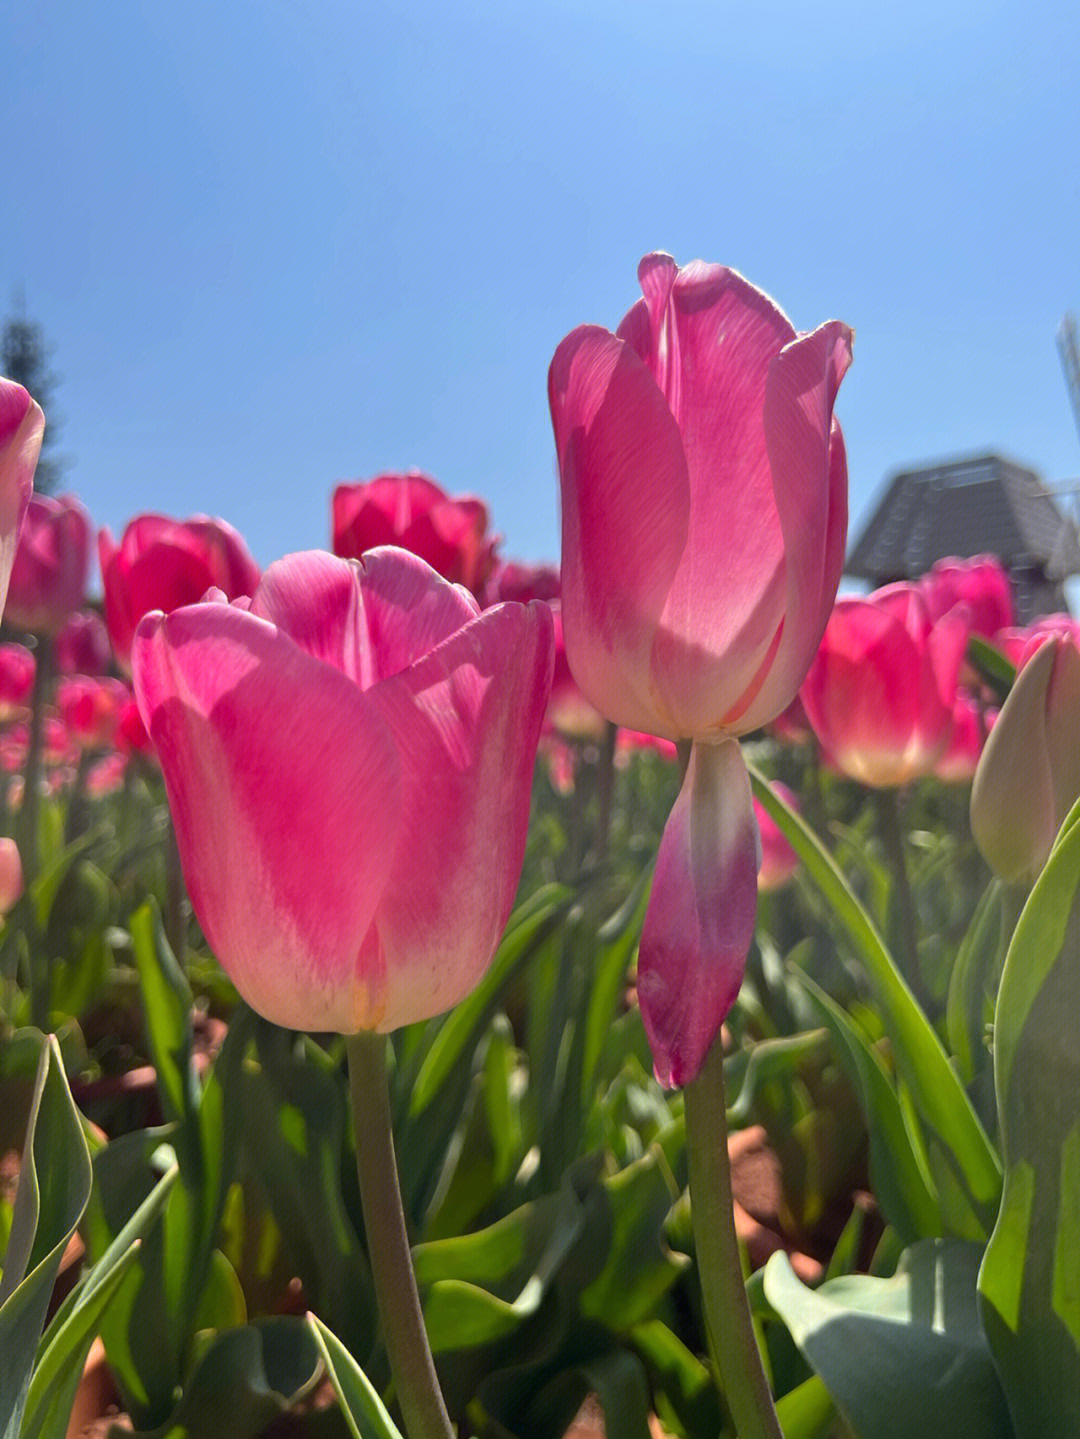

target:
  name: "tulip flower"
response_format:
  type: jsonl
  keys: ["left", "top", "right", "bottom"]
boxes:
{"left": 547, "top": 606, "right": 605, "bottom": 740}
{"left": 971, "top": 635, "right": 1080, "bottom": 885}
{"left": 333, "top": 472, "right": 497, "bottom": 594}
{"left": 918, "top": 554, "right": 1013, "bottom": 639}
{"left": 57, "top": 675, "right": 129, "bottom": 750}
{"left": 1, "top": 378, "right": 42, "bottom": 620}
{"left": 0, "top": 643, "right": 36, "bottom": 721}
{"left": 484, "top": 560, "right": 561, "bottom": 607}
{"left": 5, "top": 493, "right": 91, "bottom": 636}
{"left": 132, "top": 547, "right": 553, "bottom": 1033}
{"left": 550, "top": 253, "right": 851, "bottom": 1088}
{"left": 0, "top": 837, "right": 22, "bottom": 915}
{"left": 934, "top": 691, "right": 992, "bottom": 784}
{"left": 116, "top": 696, "right": 154, "bottom": 759}
{"left": 801, "top": 582, "right": 969, "bottom": 789}
{"left": 99, "top": 513, "right": 261, "bottom": 670}
{"left": 54, "top": 610, "right": 113, "bottom": 675}
{"left": 997, "top": 614, "right": 1080, "bottom": 670}
{"left": 755, "top": 782, "right": 800, "bottom": 891}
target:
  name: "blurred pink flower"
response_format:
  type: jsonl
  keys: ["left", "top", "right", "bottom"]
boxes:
{"left": 0, "top": 836, "right": 23, "bottom": 914}
{"left": 550, "top": 253, "right": 851, "bottom": 1085}
{"left": 5, "top": 494, "right": 92, "bottom": 635}
{"left": 0, "top": 643, "right": 36, "bottom": 722}
{"left": 755, "top": 781, "right": 800, "bottom": 891}
{"left": 933, "top": 691, "right": 993, "bottom": 784}
{"left": 133, "top": 547, "right": 553, "bottom": 1033}
{"left": 100, "top": 514, "right": 260, "bottom": 670}
{"left": 0, "top": 378, "right": 42, "bottom": 621}
{"left": 333, "top": 473, "right": 497, "bottom": 595}
{"left": 801, "top": 582, "right": 968, "bottom": 787}
{"left": 483, "top": 560, "right": 560, "bottom": 607}
{"left": 54, "top": 610, "right": 113, "bottom": 675}
{"left": 57, "top": 675, "right": 130, "bottom": 750}
{"left": 918, "top": 555, "right": 1013, "bottom": 638}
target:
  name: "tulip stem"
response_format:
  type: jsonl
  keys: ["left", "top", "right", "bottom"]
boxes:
{"left": 595, "top": 720, "right": 617, "bottom": 865}
{"left": 345, "top": 1031, "right": 454, "bottom": 1439}
{"left": 163, "top": 815, "right": 186, "bottom": 965}
{"left": 684, "top": 1035, "right": 784, "bottom": 1439}
{"left": 876, "top": 788, "right": 929, "bottom": 1009}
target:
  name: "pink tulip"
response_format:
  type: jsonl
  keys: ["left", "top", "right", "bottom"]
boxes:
{"left": 918, "top": 555, "right": 1013, "bottom": 639}
{"left": 997, "top": 614, "right": 1080, "bottom": 671}
{"left": 484, "top": 561, "right": 561, "bottom": 607}
{"left": 57, "top": 675, "right": 130, "bottom": 750}
{"left": 768, "top": 692, "right": 814, "bottom": 747}
{"left": 547, "top": 606, "right": 605, "bottom": 740}
{"left": 933, "top": 691, "right": 993, "bottom": 784}
{"left": 332, "top": 473, "right": 497, "bottom": 594}
{"left": 5, "top": 493, "right": 92, "bottom": 635}
{"left": 54, "top": 610, "right": 113, "bottom": 675}
{"left": 116, "top": 696, "right": 154, "bottom": 758}
{"left": 801, "top": 583, "right": 969, "bottom": 788}
{"left": 0, "top": 837, "right": 22, "bottom": 915}
{"left": 0, "top": 379, "right": 43, "bottom": 621}
{"left": 550, "top": 253, "right": 851, "bottom": 1086}
{"left": 85, "top": 752, "right": 128, "bottom": 799}
{"left": 0, "top": 643, "right": 36, "bottom": 721}
{"left": 99, "top": 514, "right": 260, "bottom": 670}
{"left": 616, "top": 730, "right": 679, "bottom": 764}
{"left": 132, "top": 547, "right": 553, "bottom": 1033}
{"left": 755, "top": 782, "right": 800, "bottom": 891}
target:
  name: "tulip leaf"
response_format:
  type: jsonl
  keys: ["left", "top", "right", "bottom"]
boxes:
{"left": 764, "top": 1240, "right": 1012, "bottom": 1439}
{"left": 129, "top": 1317, "right": 321, "bottom": 1439}
{"left": 749, "top": 765, "right": 1001, "bottom": 1224}
{"left": 630, "top": 1319, "right": 724, "bottom": 1438}
{"left": 0, "top": 1032, "right": 92, "bottom": 1439}
{"left": 978, "top": 796, "right": 1080, "bottom": 1437}
{"left": 129, "top": 898, "right": 198, "bottom": 1127}
{"left": 967, "top": 634, "right": 1016, "bottom": 700}
{"left": 306, "top": 1313, "right": 404, "bottom": 1439}
{"left": 945, "top": 880, "right": 1006, "bottom": 1090}
{"left": 792, "top": 971, "right": 940, "bottom": 1243}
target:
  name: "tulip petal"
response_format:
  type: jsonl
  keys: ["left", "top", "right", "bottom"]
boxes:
{"left": 363, "top": 600, "right": 555, "bottom": 1030}
{"left": 549, "top": 324, "right": 690, "bottom": 736}
{"left": 251, "top": 548, "right": 479, "bottom": 687}
{"left": 0, "top": 381, "right": 43, "bottom": 620}
{"left": 637, "top": 739, "right": 759, "bottom": 1088}
{"left": 132, "top": 604, "right": 401, "bottom": 1031}
{"left": 735, "top": 325, "right": 853, "bottom": 730}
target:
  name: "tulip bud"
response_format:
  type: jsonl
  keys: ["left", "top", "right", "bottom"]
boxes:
{"left": 0, "top": 837, "right": 23, "bottom": 915}
{"left": 5, "top": 493, "right": 91, "bottom": 635}
{"left": 971, "top": 637, "right": 1080, "bottom": 884}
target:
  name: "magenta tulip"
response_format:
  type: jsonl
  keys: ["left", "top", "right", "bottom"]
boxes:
{"left": 550, "top": 253, "right": 851, "bottom": 1086}
{"left": 133, "top": 547, "right": 553, "bottom": 1033}
{"left": 933, "top": 691, "right": 992, "bottom": 784}
{"left": 547, "top": 606, "right": 605, "bottom": 739}
{"left": 100, "top": 514, "right": 260, "bottom": 670}
{"left": 54, "top": 610, "right": 113, "bottom": 675}
{"left": 0, "top": 379, "right": 43, "bottom": 620}
{"left": 0, "top": 837, "right": 22, "bottom": 915}
{"left": 332, "top": 473, "right": 497, "bottom": 594}
{"left": 5, "top": 493, "right": 91, "bottom": 636}
{"left": 484, "top": 561, "right": 561, "bottom": 607}
{"left": 918, "top": 554, "right": 1013, "bottom": 639}
{"left": 0, "top": 643, "right": 36, "bottom": 722}
{"left": 801, "top": 583, "right": 969, "bottom": 788}
{"left": 57, "top": 675, "right": 130, "bottom": 750}
{"left": 997, "top": 614, "right": 1080, "bottom": 670}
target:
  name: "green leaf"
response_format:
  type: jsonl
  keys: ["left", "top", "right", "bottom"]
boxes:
{"left": 978, "top": 796, "right": 1080, "bottom": 1437}
{"left": 793, "top": 972, "right": 940, "bottom": 1243}
{"left": 631, "top": 1319, "right": 723, "bottom": 1439}
{"left": 307, "top": 1312, "right": 405, "bottom": 1439}
{"left": 0, "top": 1033, "right": 92, "bottom": 1439}
{"left": 765, "top": 1240, "right": 1012, "bottom": 1439}
{"left": 129, "top": 899, "right": 198, "bottom": 1127}
{"left": 131, "top": 1317, "right": 321, "bottom": 1439}
{"left": 750, "top": 766, "right": 1001, "bottom": 1224}
{"left": 967, "top": 634, "right": 1016, "bottom": 700}
{"left": 774, "top": 1375, "right": 836, "bottom": 1439}
{"left": 945, "top": 880, "right": 1006, "bottom": 1087}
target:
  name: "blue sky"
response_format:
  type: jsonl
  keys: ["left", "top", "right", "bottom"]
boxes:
{"left": 5, "top": 0, "right": 1079, "bottom": 584}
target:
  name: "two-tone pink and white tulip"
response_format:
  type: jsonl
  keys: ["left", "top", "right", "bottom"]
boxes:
{"left": 100, "top": 513, "right": 261, "bottom": 670}
{"left": 0, "top": 378, "right": 43, "bottom": 620}
{"left": 132, "top": 547, "right": 553, "bottom": 1033}
{"left": 333, "top": 473, "right": 497, "bottom": 596}
{"left": 550, "top": 253, "right": 851, "bottom": 1086}
{"left": 801, "top": 582, "right": 969, "bottom": 789}
{"left": 5, "top": 493, "right": 91, "bottom": 637}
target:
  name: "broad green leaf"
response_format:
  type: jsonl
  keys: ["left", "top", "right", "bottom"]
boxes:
{"left": 978, "top": 796, "right": 1080, "bottom": 1437}
{"left": 750, "top": 766, "right": 1001, "bottom": 1221}
{"left": 129, "top": 899, "right": 198, "bottom": 1127}
{"left": 306, "top": 1313, "right": 404, "bottom": 1439}
{"left": 774, "top": 1375, "right": 836, "bottom": 1439}
{"left": 631, "top": 1319, "right": 723, "bottom": 1439}
{"left": 0, "top": 1033, "right": 92, "bottom": 1439}
{"left": 967, "top": 634, "right": 1016, "bottom": 699}
{"left": 578, "top": 872, "right": 651, "bottom": 1104}
{"left": 130, "top": 1317, "right": 321, "bottom": 1439}
{"left": 765, "top": 1240, "right": 1012, "bottom": 1439}
{"left": 945, "top": 880, "right": 1005, "bottom": 1087}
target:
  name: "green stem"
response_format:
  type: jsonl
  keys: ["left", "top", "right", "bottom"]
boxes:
{"left": 684, "top": 1036, "right": 783, "bottom": 1439}
{"left": 345, "top": 1031, "right": 453, "bottom": 1439}
{"left": 595, "top": 721, "right": 617, "bottom": 865}
{"left": 164, "top": 814, "right": 186, "bottom": 964}
{"left": 876, "top": 788, "right": 929, "bottom": 1009}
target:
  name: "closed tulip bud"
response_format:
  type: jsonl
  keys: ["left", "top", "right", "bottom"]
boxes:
{"left": 0, "top": 643, "right": 36, "bottom": 721}
{"left": 550, "top": 253, "right": 851, "bottom": 1085}
{"left": 0, "top": 837, "right": 22, "bottom": 915}
{"left": 1, "top": 379, "right": 43, "bottom": 620}
{"left": 100, "top": 514, "right": 261, "bottom": 670}
{"left": 54, "top": 610, "right": 113, "bottom": 675}
{"left": 919, "top": 555, "right": 1013, "bottom": 639}
{"left": 133, "top": 547, "right": 553, "bottom": 1033}
{"left": 971, "top": 636, "right": 1080, "bottom": 885}
{"left": 5, "top": 494, "right": 91, "bottom": 636}
{"left": 333, "top": 473, "right": 498, "bottom": 595}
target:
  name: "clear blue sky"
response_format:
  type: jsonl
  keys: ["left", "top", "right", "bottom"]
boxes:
{"left": 5, "top": 0, "right": 1079, "bottom": 585}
